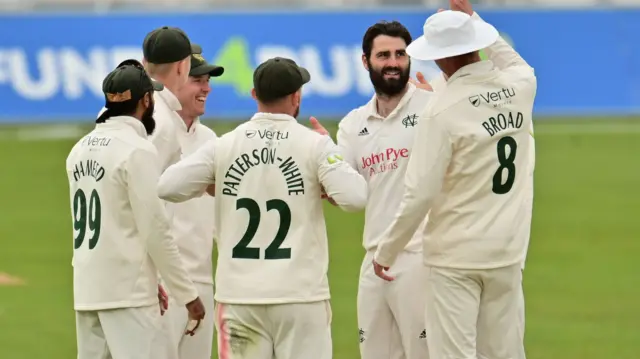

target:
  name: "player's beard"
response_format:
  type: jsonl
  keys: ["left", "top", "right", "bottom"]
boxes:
{"left": 368, "top": 60, "right": 410, "bottom": 97}
{"left": 141, "top": 104, "right": 156, "bottom": 136}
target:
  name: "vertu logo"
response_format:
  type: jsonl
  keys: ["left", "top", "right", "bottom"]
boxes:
{"left": 245, "top": 130, "right": 257, "bottom": 138}
{"left": 469, "top": 88, "right": 516, "bottom": 108}
{"left": 469, "top": 95, "right": 481, "bottom": 107}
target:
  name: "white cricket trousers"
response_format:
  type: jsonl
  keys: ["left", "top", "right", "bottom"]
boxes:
{"left": 162, "top": 282, "right": 215, "bottom": 359}
{"left": 517, "top": 273, "right": 526, "bottom": 359}
{"left": 75, "top": 304, "right": 167, "bottom": 359}
{"left": 358, "top": 250, "right": 429, "bottom": 359}
{"left": 214, "top": 300, "right": 332, "bottom": 359}
{"left": 425, "top": 263, "right": 524, "bottom": 359}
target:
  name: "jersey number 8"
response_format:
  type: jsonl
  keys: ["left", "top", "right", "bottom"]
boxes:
{"left": 232, "top": 198, "right": 292, "bottom": 260}
{"left": 492, "top": 136, "right": 518, "bottom": 194}
{"left": 73, "top": 189, "right": 102, "bottom": 250}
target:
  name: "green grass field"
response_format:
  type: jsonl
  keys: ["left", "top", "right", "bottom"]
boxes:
{"left": 0, "top": 117, "right": 639, "bottom": 359}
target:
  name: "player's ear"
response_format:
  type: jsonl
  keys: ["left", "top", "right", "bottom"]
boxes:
{"left": 135, "top": 94, "right": 146, "bottom": 113}
{"left": 361, "top": 54, "right": 369, "bottom": 71}
{"left": 176, "top": 60, "right": 184, "bottom": 77}
{"left": 183, "top": 57, "right": 191, "bottom": 74}
{"left": 292, "top": 89, "right": 302, "bottom": 106}
{"left": 143, "top": 92, "right": 151, "bottom": 107}
{"left": 251, "top": 88, "right": 258, "bottom": 100}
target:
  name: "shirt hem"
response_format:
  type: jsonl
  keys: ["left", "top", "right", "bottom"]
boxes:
{"left": 364, "top": 243, "right": 422, "bottom": 253}
{"left": 214, "top": 295, "right": 330, "bottom": 305}
{"left": 191, "top": 278, "right": 214, "bottom": 285}
{"left": 423, "top": 255, "right": 525, "bottom": 270}
{"left": 74, "top": 299, "right": 157, "bottom": 311}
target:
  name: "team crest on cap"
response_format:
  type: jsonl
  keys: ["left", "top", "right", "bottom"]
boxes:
{"left": 107, "top": 90, "right": 132, "bottom": 102}
{"left": 193, "top": 54, "right": 205, "bottom": 62}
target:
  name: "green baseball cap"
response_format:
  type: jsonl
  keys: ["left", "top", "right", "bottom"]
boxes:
{"left": 253, "top": 57, "right": 311, "bottom": 102}
{"left": 102, "top": 62, "right": 163, "bottom": 107}
{"left": 189, "top": 44, "right": 224, "bottom": 77}
{"left": 143, "top": 26, "right": 191, "bottom": 64}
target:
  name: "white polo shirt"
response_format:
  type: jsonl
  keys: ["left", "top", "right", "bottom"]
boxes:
{"left": 428, "top": 32, "right": 535, "bottom": 270}
{"left": 375, "top": 28, "right": 537, "bottom": 270}
{"left": 149, "top": 88, "right": 217, "bottom": 286}
{"left": 157, "top": 112, "right": 367, "bottom": 304}
{"left": 337, "top": 83, "right": 435, "bottom": 253}
{"left": 66, "top": 116, "right": 198, "bottom": 310}
{"left": 163, "top": 117, "right": 217, "bottom": 285}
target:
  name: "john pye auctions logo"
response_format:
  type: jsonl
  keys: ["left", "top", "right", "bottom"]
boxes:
{"left": 361, "top": 147, "right": 409, "bottom": 176}
{"left": 469, "top": 88, "right": 516, "bottom": 108}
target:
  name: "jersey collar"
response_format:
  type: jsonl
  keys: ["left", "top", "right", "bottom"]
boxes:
{"left": 365, "top": 82, "right": 417, "bottom": 121}
{"left": 447, "top": 60, "right": 495, "bottom": 84}
{"left": 97, "top": 116, "right": 148, "bottom": 138}
{"left": 152, "top": 79, "right": 182, "bottom": 112}
{"left": 250, "top": 112, "right": 296, "bottom": 122}
{"left": 184, "top": 116, "right": 201, "bottom": 135}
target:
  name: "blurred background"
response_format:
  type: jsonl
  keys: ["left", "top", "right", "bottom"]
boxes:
{"left": 0, "top": 0, "right": 639, "bottom": 123}
{"left": 0, "top": 1, "right": 639, "bottom": 359}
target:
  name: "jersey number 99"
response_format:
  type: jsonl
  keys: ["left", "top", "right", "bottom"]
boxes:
{"left": 492, "top": 136, "right": 518, "bottom": 194}
{"left": 73, "top": 189, "right": 102, "bottom": 249}
{"left": 232, "top": 198, "right": 292, "bottom": 260}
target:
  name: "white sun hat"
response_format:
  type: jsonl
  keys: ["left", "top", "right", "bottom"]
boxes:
{"left": 407, "top": 10, "right": 499, "bottom": 61}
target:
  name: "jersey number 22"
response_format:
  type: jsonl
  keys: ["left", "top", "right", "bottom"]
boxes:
{"left": 232, "top": 198, "right": 292, "bottom": 260}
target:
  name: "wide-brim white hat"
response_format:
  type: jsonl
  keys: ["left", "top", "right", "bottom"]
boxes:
{"left": 407, "top": 10, "right": 499, "bottom": 61}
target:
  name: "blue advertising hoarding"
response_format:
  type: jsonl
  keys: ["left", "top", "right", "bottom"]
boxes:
{"left": 0, "top": 9, "right": 638, "bottom": 122}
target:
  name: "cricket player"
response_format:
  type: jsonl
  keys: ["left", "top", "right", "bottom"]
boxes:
{"left": 373, "top": 1, "right": 537, "bottom": 358}
{"left": 157, "top": 57, "right": 368, "bottom": 359}
{"left": 137, "top": 27, "right": 209, "bottom": 354}
{"left": 161, "top": 43, "right": 224, "bottom": 359}
{"left": 422, "top": 3, "right": 535, "bottom": 356}
{"left": 334, "top": 20, "right": 434, "bottom": 359}
{"left": 416, "top": 10, "right": 533, "bottom": 359}
{"left": 67, "top": 63, "right": 205, "bottom": 359}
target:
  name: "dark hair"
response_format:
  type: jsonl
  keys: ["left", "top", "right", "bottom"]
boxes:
{"left": 362, "top": 21, "right": 412, "bottom": 60}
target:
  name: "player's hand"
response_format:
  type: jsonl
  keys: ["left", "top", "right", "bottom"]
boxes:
{"left": 185, "top": 297, "right": 205, "bottom": 336}
{"left": 310, "top": 116, "right": 329, "bottom": 136}
{"left": 320, "top": 187, "right": 338, "bottom": 206}
{"left": 206, "top": 184, "right": 216, "bottom": 197}
{"left": 373, "top": 260, "right": 395, "bottom": 281}
{"left": 158, "top": 284, "right": 169, "bottom": 316}
{"left": 409, "top": 72, "right": 433, "bottom": 92}
{"left": 450, "top": 0, "right": 473, "bottom": 16}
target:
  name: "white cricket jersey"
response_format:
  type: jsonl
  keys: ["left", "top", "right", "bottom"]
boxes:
{"left": 66, "top": 116, "right": 198, "bottom": 311}
{"left": 157, "top": 112, "right": 368, "bottom": 304}
{"left": 337, "top": 83, "right": 435, "bottom": 252}
{"left": 375, "top": 25, "right": 537, "bottom": 270}
{"left": 164, "top": 119, "right": 217, "bottom": 285}
{"left": 426, "top": 15, "right": 536, "bottom": 271}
